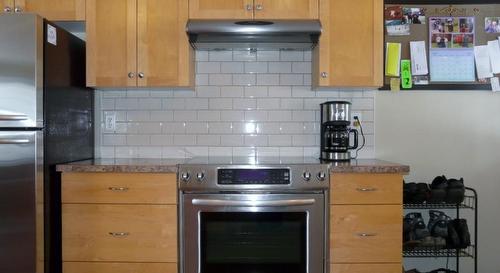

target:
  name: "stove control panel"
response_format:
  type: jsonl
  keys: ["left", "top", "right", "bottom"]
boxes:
{"left": 178, "top": 164, "right": 330, "bottom": 191}
{"left": 218, "top": 168, "right": 290, "bottom": 185}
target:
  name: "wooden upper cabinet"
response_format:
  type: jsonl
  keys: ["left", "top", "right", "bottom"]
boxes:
{"left": 189, "top": 0, "right": 253, "bottom": 19}
{"left": 20, "top": 0, "right": 86, "bottom": 21}
{"left": 137, "top": 0, "right": 193, "bottom": 87}
{"left": 86, "top": 0, "right": 137, "bottom": 87}
{"left": 1, "top": 0, "right": 14, "bottom": 13}
{"left": 314, "top": 0, "right": 383, "bottom": 88}
{"left": 254, "top": 0, "right": 318, "bottom": 19}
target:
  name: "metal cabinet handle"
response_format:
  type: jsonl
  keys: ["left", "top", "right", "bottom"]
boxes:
{"left": 3, "top": 6, "right": 12, "bottom": 12}
{"left": 192, "top": 198, "right": 315, "bottom": 207}
{"left": 255, "top": 4, "right": 263, "bottom": 10}
{"left": 109, "top": 232, "right": 130, "bottom": 237}
{"left": 0, "top": 139, "right": 31, "bottom": 144}
{"left": 321, "top": 72, "right": 328, "bottom": 78}
{"left": 356, "top": 187, "right": 378, "bottom": 192}
{"left": 108, "top": 187, "right": 129, "bottom": 192}
{"left": 0, "top": 114, "right": 28, "bottom": 121}
{"left": 14, "top": 6, "right": 22, "bottom": 13}
{"left": 356, "top": 232, "right": 378, "bottom": 237}
{"left": 128, "top": 72, "right": 135, "bottom": 78}
{"left": 138, "top": 72, "right": 145, "bottom": 79}
{"left": 245, "top": 4, "right": 253, "bottom": 11}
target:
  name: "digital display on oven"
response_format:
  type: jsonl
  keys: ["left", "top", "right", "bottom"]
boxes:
{"left": 218, "top": 168, "right": 290, "bottom": 185}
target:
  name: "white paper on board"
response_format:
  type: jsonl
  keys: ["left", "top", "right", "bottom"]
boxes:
{"left": 410, "top": 41, "right": 428, "bottom": 75}
{"left": 491, "top": 77, "right": 500, "bottom": 92}
{"left": 474, "top": 45, "right": 493, "bottom": 79}
{"left": 487, "top": 40, "right": 500, "bottom": 74}
{"left": 47, "top": 24, "right": 57, "bottom": 46}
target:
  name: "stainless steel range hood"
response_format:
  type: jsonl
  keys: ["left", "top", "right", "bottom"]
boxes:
{"left": 186, "top": 20, "right": 322, "bottom": 50}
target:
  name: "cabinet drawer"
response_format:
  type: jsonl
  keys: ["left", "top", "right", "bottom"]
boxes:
{"left": 330, "top": 205, "right": 402, "bottom": 263}
{"left": 330, "top": 174, "right": 402, "bottom": 205}
{"left": 331, "top": 263, "right": 401, "bottom": 273}
{"left": 62, "top": 204, "right": 177, "bottom": 262}
{"left": 63, "top": 262, "right": 177, "bottom": 273}
{"left": 62, "top": 173, "right": 177, "bottom": 204}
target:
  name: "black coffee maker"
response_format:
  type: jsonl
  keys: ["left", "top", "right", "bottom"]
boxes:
{"left": 320, "top": 101, "right": 358, "bottom": 161}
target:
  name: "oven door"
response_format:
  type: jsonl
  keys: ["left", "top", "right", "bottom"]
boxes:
{"left": 181, "top": 193, "right": 325, "bottom": 273}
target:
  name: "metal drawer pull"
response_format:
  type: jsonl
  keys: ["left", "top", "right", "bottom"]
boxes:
{"left": 108, "top": 187, "right": 129, "bottom": 192}
{"left": 0, "top": 114, "right": 28, "bottom": 120}
{"left": 192, "top": 199, "right": 315, "bottom": 207}
{"left": 0, "top": 139, "right": 31, "bottom": 144}
{"left": 357, "top": 233, "right": 378, "bottom": 237}
{"left": 109, "top": 232, "right": 130, "bottom": 237}
{"left": 356, "top": 187, "right": 378, "bottom": 192}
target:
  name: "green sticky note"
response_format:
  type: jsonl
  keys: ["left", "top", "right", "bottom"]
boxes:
{"left": 401, "top": 60, "right": 412, "bottom": 89}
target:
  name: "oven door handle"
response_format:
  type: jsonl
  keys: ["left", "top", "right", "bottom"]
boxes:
{"left": 191, "top": 198, "right": 316, "bottom": 207}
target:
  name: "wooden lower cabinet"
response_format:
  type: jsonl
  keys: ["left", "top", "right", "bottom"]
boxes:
{"left": 330, "top": 205, "right": 402, "bottom": 263}
{"left": 330, "top": 174, "right": 402, "bottom": 205}
{"left": 63, "top": 262, "right": 177, "bottom": 273}
{"left": 62, "top": 204, "right": 177, "bottom": 262}
{"left": 331, "top": 263, "right": 402, "bottom": 273}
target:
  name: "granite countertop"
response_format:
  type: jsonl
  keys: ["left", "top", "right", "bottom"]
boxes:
{"left": 56, "top": 157, "right": 409, "bottom": 174}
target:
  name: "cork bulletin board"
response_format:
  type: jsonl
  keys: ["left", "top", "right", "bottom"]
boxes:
{"left": 382, "top": 0, "right": 500, "bottom": 90}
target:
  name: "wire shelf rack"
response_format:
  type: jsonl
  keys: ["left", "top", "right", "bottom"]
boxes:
{"left": 404, "top": 188, "right": 476, "bottom": 210}
{"left": 404, "top": 245, "right": 475, "bottom": 258}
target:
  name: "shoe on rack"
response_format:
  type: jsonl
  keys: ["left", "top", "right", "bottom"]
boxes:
{"left": 446, "top": 220, "right": 461, "bottom": 249}
{"left": 427, "top": 210, "right": 450, "bottom": 238}
{"left": 414, "top": 182, "right": 431, "bottom": 203}
{"left": 404, "top": 182, "right": 417, "bottom": 203}
{"left": 453, "top": 218, "right": 471, "bottom": 249}
{"left": 429, "top": 175, "right": 447, "bottom": 203}
{"left": 404, "top": 212, "right": 435, "bottom": 248}
{"left": 446, "top": 178, "right": 465, "bottom": 204}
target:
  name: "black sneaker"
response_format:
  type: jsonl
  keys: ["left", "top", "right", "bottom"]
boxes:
{"left": 446, "top": 220, "right": 461, "bottom": 249}
{"left": 453, "top": 219, "right": 471, "bottom": 249}
{"left": 429, "top": 175, "right": 447, "bottom": 203}
{"left": 427, "top": 210, "right": 450, "bottom": 238}
{"left": 414, "top": 183, "right": 430, "bottom": 203}
{"left": 446, "top": 178, "right": 465, "bottom": 204}
{"left": 404, "top": 182, "right": 417, "bottom": 203}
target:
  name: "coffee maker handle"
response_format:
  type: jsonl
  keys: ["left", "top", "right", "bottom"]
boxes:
{"left": 349, "top": 129, "right": 358, "bottom": 150}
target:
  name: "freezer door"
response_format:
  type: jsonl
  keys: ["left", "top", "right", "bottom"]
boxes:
{"left": 0, "top": 131, "right": 44, "bottom": 273}
{"left": 0, "top": 14, "right": 43, "bottom": 128}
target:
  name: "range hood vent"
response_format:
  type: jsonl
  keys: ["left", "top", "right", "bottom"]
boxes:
{"left": 187, "top": 20, "right": 322, "bottom": 50}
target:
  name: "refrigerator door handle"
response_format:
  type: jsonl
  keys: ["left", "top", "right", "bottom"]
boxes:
{"left": 0, "top": 114, "right": 29, "bottom": 121}
{"left": 0, "top": 138, "right": 32, "bottom": 144}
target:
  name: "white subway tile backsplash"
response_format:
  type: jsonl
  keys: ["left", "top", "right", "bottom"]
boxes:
{"left": 209, "top": 50, "right": 233, "bottom": 61}
{"left": 96, "top": 50, "right": 376, "bottom": 159}
{"left": 221, "top": 62, "right": 244, "bottom": 73}
{"left": 209, "top": 74, "right": 232, "bottom": 86}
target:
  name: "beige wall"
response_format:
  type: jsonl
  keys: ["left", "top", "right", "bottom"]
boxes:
{"left": 376, "top": 91, "right": 500, "bottom": 272}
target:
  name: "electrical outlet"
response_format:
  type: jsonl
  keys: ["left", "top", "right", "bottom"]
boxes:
{"left": 352, "top": 112, "right": 362, "bottom": 127}
{"left": 105, "top": 112, "right": 116, "bottom": 131}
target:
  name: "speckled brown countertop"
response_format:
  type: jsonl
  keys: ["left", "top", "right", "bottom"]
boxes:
{"left": 56, "top": 157, "right": 409, "bottom": 174}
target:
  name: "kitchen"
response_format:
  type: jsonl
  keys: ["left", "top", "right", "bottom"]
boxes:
{"left": 0, "top": 1, "right": 498, "bottom": 273}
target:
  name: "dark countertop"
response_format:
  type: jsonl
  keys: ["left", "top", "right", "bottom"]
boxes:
{"left": 56, "top": 157, "right": 409, "bottom": 174}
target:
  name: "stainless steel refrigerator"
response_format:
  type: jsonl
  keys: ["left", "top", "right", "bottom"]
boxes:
{"left": 0, "top": 14, "right": 94, "bottom": 273}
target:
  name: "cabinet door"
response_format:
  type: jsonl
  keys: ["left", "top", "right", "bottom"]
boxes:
{"left": 62, "top": 204, "right": 177, "bottom": 262}
{"left": 137, "top": 0, "right": 193, "bottom": 87}
{"left": 254, "top": 0, "right": 318, "bottom": 19}
{"left": 189, "top": 0, "right": 253, "bottom": 19}
{"left": 330, "top": 205, "right": 402, "bottom": 263}
{"left": 331, "top": 264, "right": 402, "bottom": 273}
{"left": 86, "top": 0, "right": 137, "bottom": 87}
{"left": 314, "top": 0, "right": 383, "bottom": 87}
{"left": 18, "top": 0, "right": 85, "bottom": 21}
{"left": 1, "top": 0, "right": 14, "bottom": 13}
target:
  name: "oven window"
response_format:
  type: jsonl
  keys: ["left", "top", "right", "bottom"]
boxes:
{"left": 200, "top": 212, "right": 307, "bottom": 273}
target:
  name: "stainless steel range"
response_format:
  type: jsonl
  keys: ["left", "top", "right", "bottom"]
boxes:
{"left": 179, "top": 157, "right": 330, "bottom": 273}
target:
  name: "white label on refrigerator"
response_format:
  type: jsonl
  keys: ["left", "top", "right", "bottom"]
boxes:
{"left": 47, "top": 24, "right": 57, "bottom": 46}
